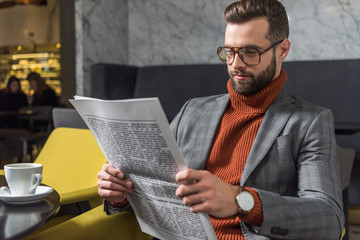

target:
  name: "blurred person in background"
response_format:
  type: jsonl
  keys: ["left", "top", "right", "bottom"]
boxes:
{"left": 27, "top": 72, "right": 58, "bottom": 107}
{"left": 0, "top": 76, "right": 29, "bottom": 127}
{"left": 0, "top": 76, "right": 28, "bottom": 111}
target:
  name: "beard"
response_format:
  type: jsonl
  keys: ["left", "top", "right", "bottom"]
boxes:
{"left": 229, "top": 53, "right": 277, "bottom": 96}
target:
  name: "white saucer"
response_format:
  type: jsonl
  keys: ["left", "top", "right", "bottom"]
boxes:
{"left": 0, "top": 186, "right": 54, "bottom": 205}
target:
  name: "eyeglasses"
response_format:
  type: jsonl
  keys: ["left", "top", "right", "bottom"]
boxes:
{"left": 217, "top": 39, "right": 284, "bottom": 66}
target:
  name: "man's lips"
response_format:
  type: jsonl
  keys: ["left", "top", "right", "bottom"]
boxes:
{"left": 233, "top": 74, "right": 249, "bottom": 81}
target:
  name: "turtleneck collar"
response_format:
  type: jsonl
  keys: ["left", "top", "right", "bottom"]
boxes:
{"left": 227, "top": 70, "right": 287, "bottom": 113}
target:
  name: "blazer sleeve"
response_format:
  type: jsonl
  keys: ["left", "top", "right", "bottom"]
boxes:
{"left": 256, "top": 109, "right": 344, "bottom": 239}
{"left": 103, "top": 200, "right": 132, "bottom": 215}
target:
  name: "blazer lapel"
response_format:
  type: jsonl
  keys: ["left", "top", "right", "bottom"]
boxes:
{"left": 241, "top": 90, "right": 297, "bottom": 185}
{"left": 188, "top": 94, "right": 229, "bottom": 170}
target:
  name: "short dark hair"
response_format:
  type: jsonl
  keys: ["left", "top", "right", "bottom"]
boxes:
{"left": 224, "top": 0, "right": 289, "bottom": 43}
{"left": 27, "top": 72, "right": 42, "bottom": 81}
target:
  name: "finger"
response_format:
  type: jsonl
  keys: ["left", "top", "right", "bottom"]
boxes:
{"left": 175, "top": 181, "right": 204, "bottom": 198}
{"left": 98, "top": 165, "right": 130, "bottom": 186}
{"left": 176, "top": 169, "right": 206, "bottom": 183}
{"left": 181, "top": 191, "right": 204, "bottom": 206}
{"left": 98, "top": 171, "right": 131, "bottom": 187}
{"left": 180, "top": 192, "right": 215, "bottom": 214}
{"left": 180, "top": 179, "right": 197, "bottom": 185}
{"left": 98, "top": 188, "right": 127, "bottom": 203}
{"left": 102, "top": 163, "right": 125, "bottom": 179}
{"left": 98, "top": 187, "right": 126, "bottom": 198}
{"left": 97, "top": 179, "right": 133, "bottom": 193}
{"left": 176, "top": 176, "right": 212, "bottom": 198}
{"left": 189, "top": 201, "right": 210, "bottom": 214}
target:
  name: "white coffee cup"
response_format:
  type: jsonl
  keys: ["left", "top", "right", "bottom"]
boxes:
{"left": 4, "top": 163, "right": 43, "bottom": 196}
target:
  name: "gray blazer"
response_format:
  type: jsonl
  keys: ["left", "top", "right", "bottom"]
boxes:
{"left": 170, "top": 90, "right": 344, "bottom": 240}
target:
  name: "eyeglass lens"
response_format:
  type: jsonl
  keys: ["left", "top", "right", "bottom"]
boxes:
{"left": 218, "top": 47, "right": 260, "bottom": 65}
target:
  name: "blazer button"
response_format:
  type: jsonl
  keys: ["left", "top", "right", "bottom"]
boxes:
{"left": 271, "top": 227, "right": 289, "bottom": 236}
{"left": 271, "top": 227, "right": 280, "bottom": 235}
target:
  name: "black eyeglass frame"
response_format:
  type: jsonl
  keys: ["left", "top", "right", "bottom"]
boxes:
{"left": 217, "top": 39, "right": 284, "bottom": 66}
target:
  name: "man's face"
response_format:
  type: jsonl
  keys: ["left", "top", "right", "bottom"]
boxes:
{"left": 224, "top": 18, "right": 281, "bottom": 96}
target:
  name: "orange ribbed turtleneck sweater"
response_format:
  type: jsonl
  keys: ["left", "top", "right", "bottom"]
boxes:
{"left": 205, "top": 70, "right": 287, "bottom": 240}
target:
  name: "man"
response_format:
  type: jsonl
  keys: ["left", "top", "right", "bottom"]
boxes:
{"left": 97, "top": 0, "right": 344, "bottom": 239}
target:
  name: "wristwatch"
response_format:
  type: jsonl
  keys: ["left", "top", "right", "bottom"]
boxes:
{"left": 235, "top": 187, "right": 255, "bottom": 216}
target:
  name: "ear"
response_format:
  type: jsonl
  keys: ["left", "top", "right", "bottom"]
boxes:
{"left": 278, "top": 38, "right": 290, "bottom": 63}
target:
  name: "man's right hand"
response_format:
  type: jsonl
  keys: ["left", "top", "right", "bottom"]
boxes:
{"left": 97, "top": 163, "right": 134, "bottom": 204}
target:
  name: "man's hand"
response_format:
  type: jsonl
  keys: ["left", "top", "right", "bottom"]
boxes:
{"left": 175, "top": 168, "right": 240, "bottom": 218}
{"left": 97, "top": 163, "right": 134, "bottom": 204}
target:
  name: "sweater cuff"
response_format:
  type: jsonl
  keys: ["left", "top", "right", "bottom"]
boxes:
{"left": 104, "top": 199, "right": 132, "bottom": 215}
{"left": 110, "top": 198, "right": 129, "bottom": 208}
{"left": 240, "top": 187, "right": 263, "bottom": 227}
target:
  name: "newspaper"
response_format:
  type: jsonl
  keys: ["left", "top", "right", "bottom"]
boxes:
{"left": 70, "top": 96, "right": 217, "bottom": 240}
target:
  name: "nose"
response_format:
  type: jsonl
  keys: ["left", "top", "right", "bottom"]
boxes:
{"left": 231, "top": 53, "right": 246, "bottom": 69}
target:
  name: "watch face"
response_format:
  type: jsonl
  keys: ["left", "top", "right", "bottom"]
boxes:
{"left": 237, "top": 191, "right": 255, "bottom": 212}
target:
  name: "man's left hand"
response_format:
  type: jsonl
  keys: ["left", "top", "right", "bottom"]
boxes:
{"left": 175, "top": 168, "right": 239, "bottom": 218}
